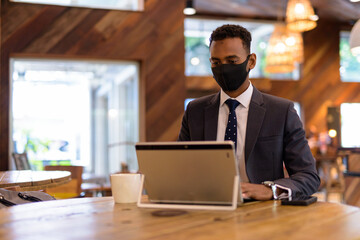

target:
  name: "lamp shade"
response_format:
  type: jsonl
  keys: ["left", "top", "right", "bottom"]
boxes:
{"left": 265, "top": 24, "right": 295, "bottom": 73}
{"left": 286, "top": 0, "right": 317, "bottom": 32}
{"left": 349, "top": 19, "right": 360, "bottom": 56}
{"left": 286, "top": 31, "right": 304, "bottom": 63}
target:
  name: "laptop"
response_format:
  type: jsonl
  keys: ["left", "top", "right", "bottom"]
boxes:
{"left": 135, "top": 141, "right": 243, "bottom": 211}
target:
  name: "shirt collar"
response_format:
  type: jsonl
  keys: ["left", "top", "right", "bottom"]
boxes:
{"left": 220, "top": 82, "right": 253, "bottom": 109}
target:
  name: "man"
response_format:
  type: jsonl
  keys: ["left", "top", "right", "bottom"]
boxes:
{"left": 178, "top": 24, "right": 320, "bottom": 200}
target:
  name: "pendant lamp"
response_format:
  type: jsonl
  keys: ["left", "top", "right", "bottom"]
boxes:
{"left": 184, "top": 0, "right": 196, "bottom": 15}
{"left": 286, "top": 31, "right": 304, "bottom": 63}
{"left": 265, "top": 24, "right": 295, "bottom": 73}
{"left": 286, "top": 0, "right": 317, "bottom": 32}
{"left": 349, "top": 19, "right": 360, "bottom": 56}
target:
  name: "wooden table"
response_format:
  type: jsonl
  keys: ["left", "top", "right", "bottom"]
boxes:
{"left": 0, "top": 197, "right": 359, "bottom": 239}
{"left": 0, "top": 170, "right": 71, "bottom": 191}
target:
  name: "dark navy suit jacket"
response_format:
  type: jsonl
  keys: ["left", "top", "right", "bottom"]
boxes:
{"left": 178, "top": 87, "right": 320, "bottom": 196}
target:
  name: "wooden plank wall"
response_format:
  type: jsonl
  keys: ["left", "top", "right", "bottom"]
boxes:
{"left": 0, "top": 0, "right": 185, "bottom": 170}
{"left": 269, "top": 20, "right": 360, "bottom": 134}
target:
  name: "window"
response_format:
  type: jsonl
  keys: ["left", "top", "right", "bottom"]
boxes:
{"left": 184, "top": 98, "right": 195, "bottom": 110}
{"left": 340, "top": 31, "right": 360, "bottom": 82}
{"left": 340, "top": 103, "right": 360, "bottom": 147}
{"left": 10, "top": 58, "right": 140, "bottom": 177}
{"left": 10, "top": 0, "right": 144, "bottom": 11}
{"left": 185, "top": 18, "right": 300, "bottom": 80}
{"left": 293, "top": 102, "right": 302, "bottom": 121}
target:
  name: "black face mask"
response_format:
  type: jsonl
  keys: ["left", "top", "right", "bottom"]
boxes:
{"left": 211, "top": 55, "right": 251, "bottom": 92}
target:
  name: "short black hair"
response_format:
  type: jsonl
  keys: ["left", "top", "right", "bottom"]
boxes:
{"left": 209, "top": 24, "right": 252, "bottom": 53}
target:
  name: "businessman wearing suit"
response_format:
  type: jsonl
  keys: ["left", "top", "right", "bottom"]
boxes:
{"left": 178, "top": 24, "right": 320, "bottom": 200}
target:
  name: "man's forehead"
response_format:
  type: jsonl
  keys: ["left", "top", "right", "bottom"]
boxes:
{"left": 210, "top": 55, "right": 238, "bottom": 59}
{"left": 210, "top": 38, "right": 246, "bottom": 56}
{"left": 210, "top": 37, "right": 244, "bottom": 46}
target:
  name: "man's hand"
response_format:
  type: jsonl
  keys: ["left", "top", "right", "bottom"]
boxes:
{"left": 241, "top": 183, "right": 273, "bottom": 200}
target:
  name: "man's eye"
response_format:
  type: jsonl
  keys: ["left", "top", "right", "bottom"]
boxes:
{"left": 228, "top": 60, "right": 238, "bottom": 64}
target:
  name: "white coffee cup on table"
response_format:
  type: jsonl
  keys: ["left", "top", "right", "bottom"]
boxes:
{"left": 110, "top": 173, "right": 141, "bottom": 203}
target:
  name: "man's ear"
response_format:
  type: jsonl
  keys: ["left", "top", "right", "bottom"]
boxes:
{"left": 248, "top": 53, "right": 257, "bottom": 70}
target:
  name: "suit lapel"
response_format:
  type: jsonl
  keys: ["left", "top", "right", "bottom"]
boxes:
{"left": 204, "top": 93, "right": 220, "bottom": 141}
{"left": 245, "top": 87, "right": 266, "bottom": 162}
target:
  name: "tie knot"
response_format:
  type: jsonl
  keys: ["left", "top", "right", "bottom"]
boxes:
{"left": 225, "top": 99, "right": 240, "bottom": 112}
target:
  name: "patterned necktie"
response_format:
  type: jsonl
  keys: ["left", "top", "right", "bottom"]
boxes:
{"left": 224, "top": 99, "right": 240, "bottom": 150}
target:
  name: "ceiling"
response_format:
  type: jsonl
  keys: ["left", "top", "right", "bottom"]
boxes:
{"left": 193, "top": 0, "right": 360, "bottom": 24}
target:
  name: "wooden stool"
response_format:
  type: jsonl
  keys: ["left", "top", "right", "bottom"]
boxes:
{"left": 81, "top": 183, "right": 112, "bottom": 197}
{"left": 317, "top": 155, "right": 345, "bottom": 202}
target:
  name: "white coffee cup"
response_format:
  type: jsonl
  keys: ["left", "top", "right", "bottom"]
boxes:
{"left": 110, "top": 173, "right": 142, "bottom": 203}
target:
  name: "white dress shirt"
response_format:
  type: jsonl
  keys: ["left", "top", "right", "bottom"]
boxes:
{"left": 216, "top": 83, "right": 253, "bottom": 182}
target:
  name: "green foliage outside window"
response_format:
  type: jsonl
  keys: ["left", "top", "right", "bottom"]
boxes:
{"left": 340, "top": 31, "right": 360, "bottom": 82}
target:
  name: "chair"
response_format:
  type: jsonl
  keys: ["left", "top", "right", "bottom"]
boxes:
{"left": 316, "top": 154, "right": 345, "bottom": 202}
{"left": 44, "top": 165, "right": 84, "bottom": 199}
{"left": 12, "top": 152, "right": 31, "bottom": 170}
{"left": 81, "top": 173, "right": 111, "bottom": 197}
{"left": 81, "top": 183, "right": 112, "bottom": 197}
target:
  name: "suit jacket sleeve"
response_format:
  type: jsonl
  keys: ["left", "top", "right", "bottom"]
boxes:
{"left": 178, "top": 94, "right": 218, "bottom": 141}
{"left": 178, "top": 104, "right": 191, "bottom": 141}
{"left": 274, "top": 102, "right": 320, "bottom": 196}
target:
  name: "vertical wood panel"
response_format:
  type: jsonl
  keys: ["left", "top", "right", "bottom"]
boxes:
{"left": 0, "top": 0, "right": 185, "bottom": 170}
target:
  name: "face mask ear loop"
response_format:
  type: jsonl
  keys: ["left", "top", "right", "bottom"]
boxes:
{"left": 245, "top": 54, "right": 251, "bottom": 74}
